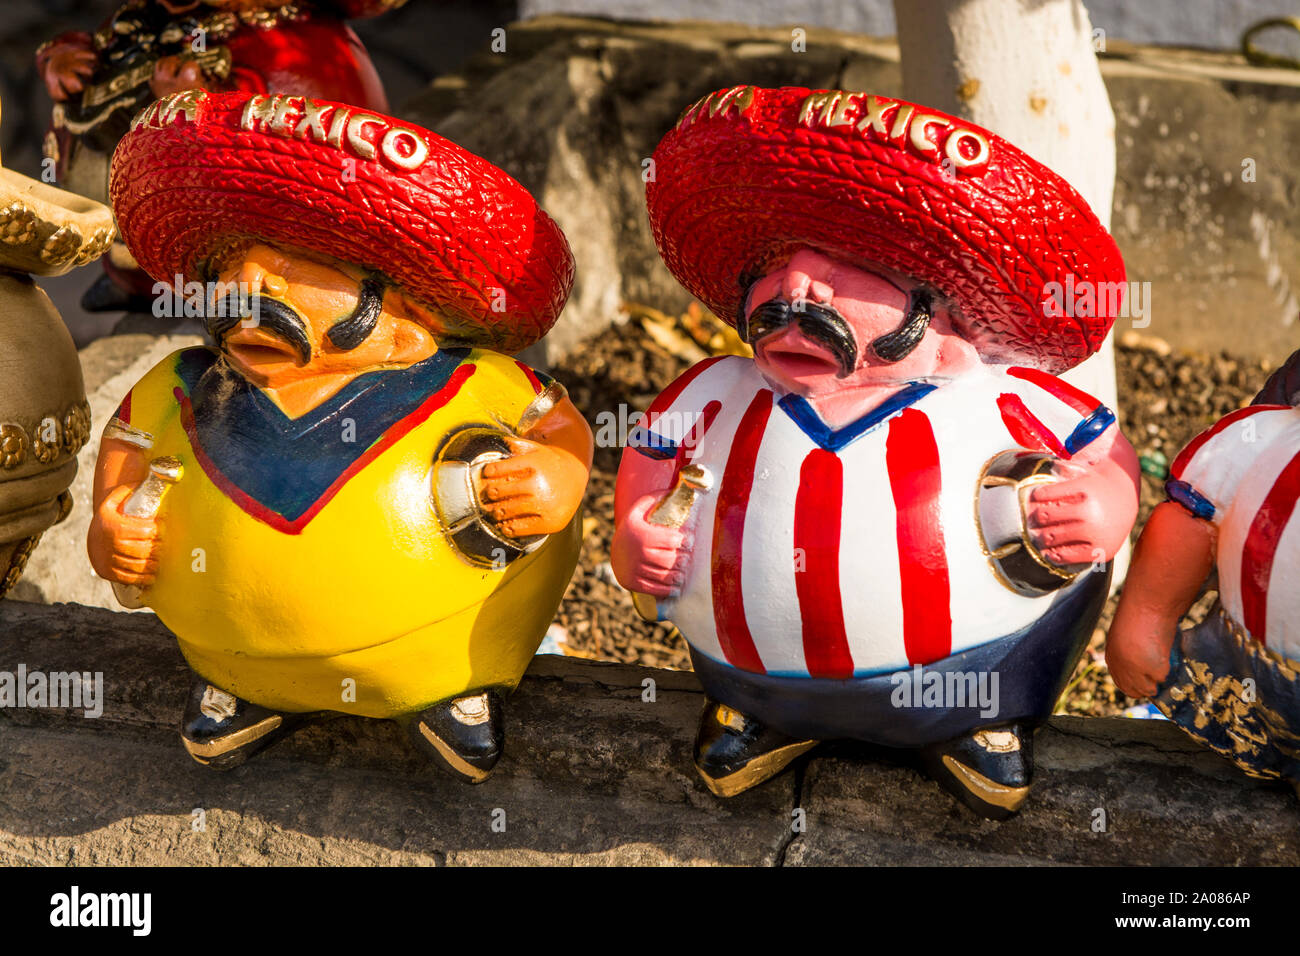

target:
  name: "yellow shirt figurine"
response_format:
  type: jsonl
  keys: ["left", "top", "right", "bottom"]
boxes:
{"left": 88, "top": 90, "right": 592, "bottom": 782}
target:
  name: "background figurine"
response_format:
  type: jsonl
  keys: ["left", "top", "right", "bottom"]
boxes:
{"left": 88, "top": 90, "right": 591, "bottom": 781}
{"left": 0, "top": 96, "right": 113, "bottom": 598}
{"left": 614, "top": 86, "right": 1139, "bottom": 819}
{"left": 37, "top": 0, "right": 404, "bottom": 314}
{"left": 1108, "top": 350, "right": 1300, "bottom": 794}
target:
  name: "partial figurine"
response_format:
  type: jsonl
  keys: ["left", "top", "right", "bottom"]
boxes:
{"left": 614, "top": 86, "right": 1139, "bottom": 818}
{"left": 88, "top": 90, "right": 591, "bottom": 781}
{"left": 37, "top": 0, "right": 404, "bottom": 313}
{"left": 0, "top": 96, "right": 114, "bottom": 600}
{"left": 1109, "top": 350, "right": 1300, "bottom": 795}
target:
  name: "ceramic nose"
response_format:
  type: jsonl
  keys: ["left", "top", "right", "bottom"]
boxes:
{"left": 780, "top": 267, "right": 833, "bottom": 307}
{"left": 238, "top": 261, "right": 288, "bottom": 298}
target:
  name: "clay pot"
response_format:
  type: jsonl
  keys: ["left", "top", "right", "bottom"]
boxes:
{"left": 0, "top": 160, "right": 115, "bottom": 598}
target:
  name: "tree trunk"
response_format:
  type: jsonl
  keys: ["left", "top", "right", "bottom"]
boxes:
{"left": 895, "top": 0, "right": 1128, "bottom": 580}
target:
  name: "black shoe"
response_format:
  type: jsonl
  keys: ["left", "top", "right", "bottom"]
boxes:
{"left": 80, "top": 273, "right": 153, "bottom": 314}
{"left": 694, "top": 699, "right": 817, "bottom": 798}
{"left": 179, "top": 680, "right": 318, "bottom": 771}
{"left": 407, "top": 690, "right": 504, "bottom": 783}
{"left": 920, "top": 723, "right": 1034, "bottom": 820}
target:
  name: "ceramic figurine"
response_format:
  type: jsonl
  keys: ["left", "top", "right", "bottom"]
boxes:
{"left": 613, "top": 86, "right": 1140, "bottom": 818}
{"left": 37, "top": 0, "right": 404, "bottom": 313}
{"left": 1108, "top": 350, "right": 1300, "bottom": 793}
{"left": 0, "top": 97, "right": 114, "bottom": 599}
{"left": 88, "top": 90, "right": 591, "bottom": 780}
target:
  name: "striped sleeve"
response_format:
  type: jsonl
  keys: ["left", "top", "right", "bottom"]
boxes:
{"left": 627, "top": 355, "right": 737, "bottom": 461}
{"left": 1167, "top": 405, "right": 1292, "bottom": 521}
{"left": 513, "top": 359, "right": 555, "bottom": 395}
{"left": 997, "top": 366, "right": 1115, "bottom": 458}
{"left": 103, "top": 348, "right": 195, "bottom": 448}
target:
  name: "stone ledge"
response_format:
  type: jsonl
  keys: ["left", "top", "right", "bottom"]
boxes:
{"left": 0, "top": 600, "right": 1296, "bottom": 865}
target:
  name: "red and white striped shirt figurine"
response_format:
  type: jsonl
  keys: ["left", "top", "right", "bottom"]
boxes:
{"left": 1166, "top": 404, "right": 1300, "bottom": 659}
{"left": 630, "top": 355, "right": 1118, "bottom": 679}
{"left": 1108, "top": 381, "right": 1300, "bottom": 790}
{"left": 615, "top": 86, "right": 1139, "bottom": 817}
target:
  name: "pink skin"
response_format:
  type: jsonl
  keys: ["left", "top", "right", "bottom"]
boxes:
{"left": 747, "top": 250, "right": 981, "bottom": 427}
{"left": 612, "top": 248, "right": 1139, "bottom": 597}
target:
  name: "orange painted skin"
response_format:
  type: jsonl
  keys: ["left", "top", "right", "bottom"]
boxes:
{"left": 1106, "top": 501, "right": 1217, "bottom": 699}
{"left": 87, "top": 242, "right": 593, "bottom": 590}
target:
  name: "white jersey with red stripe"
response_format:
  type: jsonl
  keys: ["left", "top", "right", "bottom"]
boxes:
{"left": 637, "top": 355, "right": 1112, "bottom": 679}
{"left": 1167, "top": 403, "right": 1300, "bottom": 662}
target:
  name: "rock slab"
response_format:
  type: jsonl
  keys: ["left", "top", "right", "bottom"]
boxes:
{"left": 0, "top": 600, "right": 1295, "bottom": 865}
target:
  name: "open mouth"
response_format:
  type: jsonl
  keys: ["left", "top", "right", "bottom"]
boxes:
{"left": 223, "top": 328, "right": 304, "bottom": 367}
{"left": 756, "top": 329, "right": 845, "bottom": 378}
{"left": 230, "top": 345, "right": 295, "bottom": 364}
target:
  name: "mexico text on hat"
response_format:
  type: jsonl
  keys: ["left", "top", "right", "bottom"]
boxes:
{"left": 132, "top": 89, "right": 431, "bottom": 172}
{"left": 675, "top": 86, "right": 992, "bottom": 176}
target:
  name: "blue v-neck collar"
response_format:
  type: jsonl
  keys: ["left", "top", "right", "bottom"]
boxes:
{"left": 174, "top": 346, "right": 472, "bottom": 525}
{"left": 776, "top": 381, "right": 936, "bottom": 452}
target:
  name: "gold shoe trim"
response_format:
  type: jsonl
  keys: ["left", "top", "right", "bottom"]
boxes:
{"left": 450, "top": 693, "right": 491, "bottom": 726}
{"left": 714, "top": 703, "right": 746, "bottom": 732}
{"left": 698, "top": 739, "right": 817, "bottom": 798}
{"left": 972, "top": 729, "right": 1021, "bottom": 754}
{"left": 182, "top": 715, "right": 282, "bottom": 759}
{"left": 941, "top": 754, "right": 1030, "bottom": 811}
{"left": 418, "top": 722, "right": 492, "bottom": 783}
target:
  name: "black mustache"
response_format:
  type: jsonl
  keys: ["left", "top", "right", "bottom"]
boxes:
{"left": 741, "top": 298, "right": 859, "bottom": 377}
{"left": 205, "top": 293, "right": 312, "bottom": 365}
{"left": 205, "top": 276, "right": 389, "bottom": 363}
{"left": 871, "top": 289, "right": 933, "bottom": 363}
{"left": 739, "top": 286, "right": 937, "bottom": 369}
{"left": 326, "top": 277, "right": 385, "bottom": 350}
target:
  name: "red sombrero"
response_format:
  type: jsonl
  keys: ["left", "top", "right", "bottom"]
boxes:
{"left": 110, "top": 89, "right": 573, "bottom": 354}
{"left": 646, "top": 86, "right": 1126, "bottom": 373}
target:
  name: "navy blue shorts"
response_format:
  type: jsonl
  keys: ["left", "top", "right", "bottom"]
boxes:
{"left": 689, "top": 566, "right": 1110, "bottom": 748}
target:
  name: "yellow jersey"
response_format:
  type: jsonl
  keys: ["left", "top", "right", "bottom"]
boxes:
{"left": 108, "top": 345, "right": 581, "bottom": 718}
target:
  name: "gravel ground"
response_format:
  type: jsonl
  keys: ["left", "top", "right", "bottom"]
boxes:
{"left": 548, "top": 311, "right": 1280, "bottom": 717}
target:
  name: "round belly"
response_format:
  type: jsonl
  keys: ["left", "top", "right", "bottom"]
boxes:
{"left": 672, "top": 435, "right": 1057, "bottom": 676}
{"left": 147, "top": 446, "right": 509, "bottom": 661}
{"left": 1219, "top": 493, "right": 1300, "bottom": 664}
{"left": 167, "top": 512, "right": 585, "bottom": 717}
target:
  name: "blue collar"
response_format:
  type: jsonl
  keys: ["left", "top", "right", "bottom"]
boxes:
{"left": 776, "top": 382, "right": 936, "bottom": 452}
{"left": 176, "top": 346, "right": 472, "bottom": 524}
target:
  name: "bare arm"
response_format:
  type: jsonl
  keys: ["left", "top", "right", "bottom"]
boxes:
{"left": 1106, "top": 501, "right": 1217, "bottom": 698}
{"left": 87, "top": 435, "right": 159, "bottom": 586}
